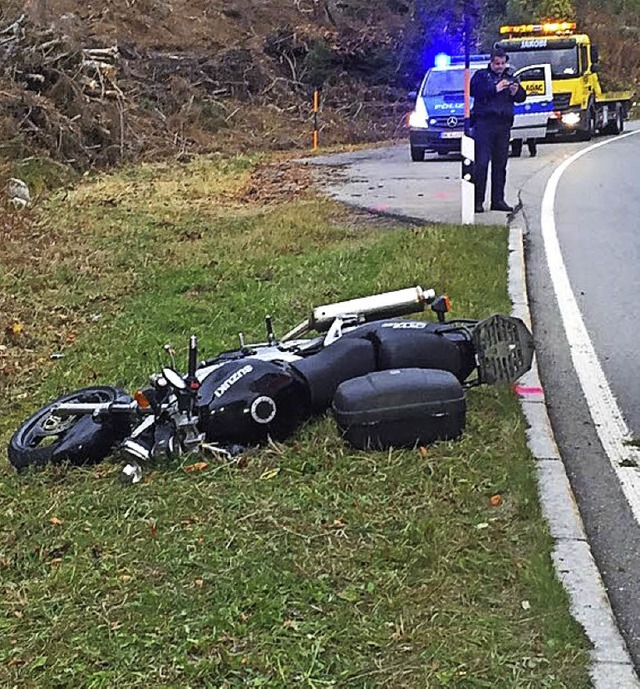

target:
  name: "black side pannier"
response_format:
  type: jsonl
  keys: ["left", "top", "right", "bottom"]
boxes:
{"left": 332, "top": 368, "right": 466, "bottom": 450}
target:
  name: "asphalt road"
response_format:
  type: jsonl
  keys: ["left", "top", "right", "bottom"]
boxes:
{"left": 522, "top": 123, "right": 640, "bottom": 669}
{"left": 552, "top": 134, "right": 640, "bottom": 436}
{"left": 309, "top": 136, "right": 589, "bottom": 226}
{"left": 308, "top": 122, "right": 640, "bottom": 668}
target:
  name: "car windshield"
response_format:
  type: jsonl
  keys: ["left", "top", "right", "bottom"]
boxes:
{"left": 422, "top": 67, "right": 482, "bottom": 96}
{"left": 507, "top": 48, "right": 578, "bottom": 77}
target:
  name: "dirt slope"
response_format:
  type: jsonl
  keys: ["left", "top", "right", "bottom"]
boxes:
{"left": 0, "top": 0, "right": 420, "bottom": 173}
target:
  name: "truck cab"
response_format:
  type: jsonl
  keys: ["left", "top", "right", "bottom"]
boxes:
{"left": 496, "top": 22, "right": 633, "bottom": 139}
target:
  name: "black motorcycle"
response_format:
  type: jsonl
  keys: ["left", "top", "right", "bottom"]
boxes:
{"left": 7, "top": 286, "right": 534, "bottom": 481}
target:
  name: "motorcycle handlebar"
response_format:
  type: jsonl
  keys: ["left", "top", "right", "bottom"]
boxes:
{"left": 53, "top": 401, "right": 139, "bottom": 417}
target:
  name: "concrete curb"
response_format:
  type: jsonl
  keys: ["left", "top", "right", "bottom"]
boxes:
{"left": 508, "top": 224, "right": 640, "bottom": 688}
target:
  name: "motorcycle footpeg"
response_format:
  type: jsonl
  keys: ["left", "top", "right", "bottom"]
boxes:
{"left": 121, "top": 461, "right": 143, "bottom": 485}
{"left": 472, "top": 314, "right": 535, "bottom": 385}
{"left": 151, "top": 435, "right": 182, "bottom": 460}
{"left": 200, "top": 442, "right": 246, "bottom": 459}
{"left": 122, "top": 438, "right": 152, "bottom": 462}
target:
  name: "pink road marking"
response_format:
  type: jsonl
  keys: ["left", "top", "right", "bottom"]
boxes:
{"left": 371, "top": 204, "right": 390, "bottom": 212}
{"left": 514, "top": 385, "right": 544, "bottom": 396}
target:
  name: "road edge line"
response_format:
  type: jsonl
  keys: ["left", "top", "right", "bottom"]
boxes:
{"left": 508, "top": 224, "right": 640, "bottom": 688}
{"left": 540, "top": 131, "right": 640, "bottom": 523}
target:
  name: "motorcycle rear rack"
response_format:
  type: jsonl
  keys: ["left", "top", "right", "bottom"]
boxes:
{"left": 472, "top": 314, "right": 535, "bottom": 385}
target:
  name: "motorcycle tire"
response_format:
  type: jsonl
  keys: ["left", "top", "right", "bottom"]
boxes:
{"left": 8, "top": 386, "right": 133, "bottom": 471}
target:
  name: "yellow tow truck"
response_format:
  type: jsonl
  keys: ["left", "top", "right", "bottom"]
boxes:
{"left": 496, "top": 21, "right": 634, "bottom": 140}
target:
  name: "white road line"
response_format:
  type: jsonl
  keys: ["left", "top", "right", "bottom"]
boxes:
{"left": 541, "top": 129, "right": 640, "bottom": 523}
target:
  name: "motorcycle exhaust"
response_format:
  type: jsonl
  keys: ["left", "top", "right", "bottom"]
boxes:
{"left": 309, "top": 286, "right": 436, "bottom": 332}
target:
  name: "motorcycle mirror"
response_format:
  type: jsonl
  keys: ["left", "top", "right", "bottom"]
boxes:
{"left": 163, "top": 344, "right": 177, "bottom": 369}
{"left": 162, "top": 367, "right": 187, "bottom": 390}
{"left": 265, "top": 315, "right": 276, "bottom": 345}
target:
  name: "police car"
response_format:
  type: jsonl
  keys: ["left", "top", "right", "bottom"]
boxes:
{"left": 408, "top": 53, "right": 553, "bottom": 161}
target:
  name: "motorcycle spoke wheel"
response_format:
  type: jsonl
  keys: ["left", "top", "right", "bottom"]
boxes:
{"left": 8, "top": 387, "right": 127, "bottom": 470}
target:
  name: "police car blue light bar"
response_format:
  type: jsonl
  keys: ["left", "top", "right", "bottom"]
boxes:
{"left": 449, "top": 54, "right": 492, "bottom": 64}
{"left": 434, "top": 53, "right": 451, "bottom": 68}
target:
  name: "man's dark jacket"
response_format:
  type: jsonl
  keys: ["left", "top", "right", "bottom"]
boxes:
{"left": 470, "top": 64, "right": 526, "bottom": 126}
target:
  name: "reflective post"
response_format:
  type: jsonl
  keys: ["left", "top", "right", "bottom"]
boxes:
{"left": 312, "top": 89, "right": 320, "bottom": 151}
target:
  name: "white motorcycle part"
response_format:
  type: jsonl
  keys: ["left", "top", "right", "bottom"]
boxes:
{"left": 310, "top": 286, "right": 435, "bottom": 331}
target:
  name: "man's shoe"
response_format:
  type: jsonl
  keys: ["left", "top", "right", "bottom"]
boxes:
{"left": 490, "top": 201, "right": 513, "bottom": 212}
{"left": 475, "top": 204, "right": 484, "bottom": 213}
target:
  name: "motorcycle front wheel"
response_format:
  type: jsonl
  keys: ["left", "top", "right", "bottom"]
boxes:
{"left": 8, "top": 386, "right": 133, "bottom": 471}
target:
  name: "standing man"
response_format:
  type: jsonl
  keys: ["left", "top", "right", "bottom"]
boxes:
{"left": 470, "top": 47, "right": 526, "bottom": 213}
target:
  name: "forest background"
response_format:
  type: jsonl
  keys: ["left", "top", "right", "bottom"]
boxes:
{"left": 0, "top": 0, "right": 637, "bottom": 181}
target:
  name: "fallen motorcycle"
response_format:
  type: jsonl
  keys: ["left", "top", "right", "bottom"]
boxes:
{"left": 7, "top": 286, "right": 534, "bottom": 481}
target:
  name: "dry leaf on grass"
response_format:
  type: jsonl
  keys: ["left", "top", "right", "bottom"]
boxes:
{"left": 184, "top": 461, "right": 209, "bottom": 472}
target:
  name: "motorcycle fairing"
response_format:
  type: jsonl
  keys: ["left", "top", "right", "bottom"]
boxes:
{"left": 196, "top": 358, "right": 311, "bottom": 444}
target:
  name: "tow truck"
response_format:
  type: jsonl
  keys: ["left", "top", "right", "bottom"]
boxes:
{"left": 496, "top": 21, "right": 634, "bottom": 140}
{"left": 408, "top": 53, "right": 553, "bottom": 161}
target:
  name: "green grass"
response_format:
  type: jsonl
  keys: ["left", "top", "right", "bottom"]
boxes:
{"left": 0, "top": 156, "right": 591, "bottom": 687}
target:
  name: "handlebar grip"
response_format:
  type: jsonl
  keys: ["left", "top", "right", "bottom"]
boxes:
{"left": 188, "top": 335, "right": 198, "bottom": 379}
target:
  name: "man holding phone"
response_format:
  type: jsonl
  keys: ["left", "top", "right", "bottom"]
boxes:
{"left": 470, "top": 47, "right": 526, "bottom": 213}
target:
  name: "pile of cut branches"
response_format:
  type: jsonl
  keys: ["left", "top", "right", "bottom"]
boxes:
{"left": 0, "top": 14, "right": 127, "bottom": 167}
{"left": 0, "top": 8, "right": 412, "bottom": 173}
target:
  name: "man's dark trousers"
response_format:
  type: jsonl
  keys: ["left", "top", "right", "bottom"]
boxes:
{"left": 473, "top": 118, "right": 511, "bottom": 208}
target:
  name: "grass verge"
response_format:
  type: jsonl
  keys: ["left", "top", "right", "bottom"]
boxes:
{"left": 0, "top": 154, "right": 591, "bottom": 688}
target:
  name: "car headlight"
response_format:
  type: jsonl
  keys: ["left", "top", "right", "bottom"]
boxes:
{"left": 409, "top": 111, "right": 429, "bottom": 128}
{"left": 561, "top": 111, "right": 581, "bottom": 126}
{"left": 408, "top": 98, "right": 429, "bottom": 129}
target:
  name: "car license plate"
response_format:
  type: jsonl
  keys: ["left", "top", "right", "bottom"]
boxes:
{"left": 440, "top": 131, "right": 463, "bottom": 139}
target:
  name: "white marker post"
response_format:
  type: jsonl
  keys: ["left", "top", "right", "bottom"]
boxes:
{"left": 461, "top": 1, "right": 475, "bottom": 225}
{"left": 461, "top": 132, "right": 475, "bottom": 224}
